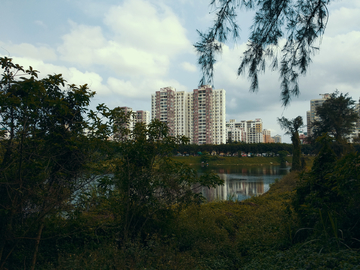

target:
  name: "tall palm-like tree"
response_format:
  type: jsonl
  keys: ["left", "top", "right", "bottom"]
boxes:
{"left": 278, "top": 116, "right": 303, "bottom": 171}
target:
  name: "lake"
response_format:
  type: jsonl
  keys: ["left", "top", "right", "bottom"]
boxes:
{"left": 196, "top": 165, "right": 290, "bottom": 202}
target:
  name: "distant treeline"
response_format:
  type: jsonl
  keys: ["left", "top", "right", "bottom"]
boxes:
{"left": 174, "top": 142, "right": 317, "bottom": 156}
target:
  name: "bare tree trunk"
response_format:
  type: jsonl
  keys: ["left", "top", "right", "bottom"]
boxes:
{"left": 30, "top": 222, "right": 44, "bottom": 270}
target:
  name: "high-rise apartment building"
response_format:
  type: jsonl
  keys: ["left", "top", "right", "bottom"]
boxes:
{"left": 193, "top": 86, "right": 213, "bottom": 144}
{"left": 151, "top": 87, "right": 191, "bottom": 137}
{"left": 273, "top": 134, "right": 282, "bottom": 143}
{"left": 151, "top": 87, "right": 176, "bottom": 136}
{"left": 263, "top": 129, "right": 274, "bottom": 143}
{"left": 226, "top": 119, "right": 264, "bottom": 143}
{"left": 226, "top": 119, "right": 246, "bottom": 142}
{"left": 119, "top": 106, "right": 133, "bottom": 122}
{"left": 119, "top": 107, "right": 150, "bottom": 126}
{"left": 135, "top": 110, "right": 150, "bottom": 125}
{"left": 212, "top": 88, "right": 226, "bottom": 145}
{"left": 175, "top": 91, "right": 190, "bottom": 138}
{"left": 113, "top": 107, "right": 150, "bottom": 141}
{"left": 192, "top": 85, "right": 226, "bottom": 144}
{"left": 355, "top": 98, "right": 360, "bottom": 134}
{"left": 306, "top": 93, "right": 331, "bottom": 136}
{"left": 151, "top": 85, "right": 226, "bottom": 144}
{"left": 246, "top": 119, "right": 264, "bottom": 143}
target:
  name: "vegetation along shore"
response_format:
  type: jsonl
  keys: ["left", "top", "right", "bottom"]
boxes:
{"left": 1, "top": 58, "right": 360, "bottom": 269}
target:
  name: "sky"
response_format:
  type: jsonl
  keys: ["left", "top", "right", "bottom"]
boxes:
{"left": 1, "top": 0, "right": 360, "bottom": 143}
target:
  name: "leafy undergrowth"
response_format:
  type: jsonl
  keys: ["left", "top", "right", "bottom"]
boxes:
{"left": 241, "top": 243, "right": 360, "bottom": 270}
{"left": 171, "top": 190, "right": 297, "bottom": 269}
{"left": 266, "top": 171, "right": 299, "bottom": 195}
{"left": 40, "top": 169, "right": 360, "bottom": 269}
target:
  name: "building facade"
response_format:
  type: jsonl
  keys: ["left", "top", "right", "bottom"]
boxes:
{"left": 273, "top": 134, "right": 282, "bottom": 143}
{"left": 246, "top": 119, "right": 264, "bottom": 143}
{"left": 151, "top": 87, "right": 176, "bottom": 136}
{"left": 193, "top": 86, "right": 214, "bottom": 144}
{"left": 306, "top": 93, "right": 331, "bottom": 136}
{"left": 151, "top": 85, "right": 226, "bottom": 145}
{"left": 226, "top": 119, "right": 266, "bottom": 143}
{"left": 263, "top": 129, "right": 274, "bottom": 143}
{"left": 226, "top": 119, "right": 246, "bottom": 143}
{"left": 113, "top": 107, "right": 150, "bottom": 141}
{"left": 135, "top": 110, "right": 150, "bottom": 125}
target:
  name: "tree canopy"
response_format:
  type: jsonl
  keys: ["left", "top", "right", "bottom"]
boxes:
{"left": 311, "top": 91, "right": 358, "bottom": 142}
{"left": 0, "top": 57, "right": 224, "bottom": 269}
{"left": 195, "top": 0, "right": 330, "bottom": 105}
{"left": 0, "top": 57, "right": 96, "bottom": 269}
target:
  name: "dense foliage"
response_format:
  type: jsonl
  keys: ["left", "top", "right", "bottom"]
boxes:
{"left": 294, "top": 134, "right": 360, "bottom": 247}
{"left": 0, "top": 58, "right": 222, "bottom": 269}
{"left": 0, "top": 57, "right": 96, "bottom": 269}
{"left": 1, "top": 58, "right": 360, "bottom": 269}
{"left": 308, "top": 91, "right": 359, "bottom": 158}
{"left": 312, "top": 91, "right": 358, "bottom": 141}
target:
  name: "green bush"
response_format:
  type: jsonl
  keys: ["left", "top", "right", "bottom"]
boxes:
{"left": 294, "top": 134, "right": 360, "bottom": 247}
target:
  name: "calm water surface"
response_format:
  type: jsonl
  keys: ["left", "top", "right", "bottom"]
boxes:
{"left": 197, "top": 165, "right": 290, "bottom": 202}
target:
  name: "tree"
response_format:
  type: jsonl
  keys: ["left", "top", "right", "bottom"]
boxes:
{"left": 277, "top": 150, "right": 289, "bottom": 168}
{"left": 81, "top": 107, "right": 224, "bottom": 243}
{"left": 0, "top": 57, "right": 96, "bottom": 269}
{"left": 278, "top": 116, "right": 303, "bottom": 171}
{"left": 311, "top": 91, "right": 358, "bottom": 143}
{"left": 195, "top": 0, "right": 329, "bottom": 105}
{"left": 294, "top": 134, "right": 360, "bottom": 247}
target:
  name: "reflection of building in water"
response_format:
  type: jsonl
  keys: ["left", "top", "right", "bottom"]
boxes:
{"left": 199, "top": 165, "right": 289, "bottom": 202}
{"left": 202, "top": 174, "right": 265, "bottom": 201}
{"left": 227, "top": 180, "right": 264, "bottom": 201}
{"left": 202, "top": 173, "right": 228, "bottom": 201}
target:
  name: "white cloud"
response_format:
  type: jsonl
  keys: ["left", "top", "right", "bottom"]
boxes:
{"left": 58, "top": 0, "right": 193, "bottom": 79}
{"left": 8, "top": 57, "right": 111, "bottom": 97}
{"left": 181, "top": 61, "right": 197, "bottom": 72}
{"left": 327, "top": 7, "right": 360, "bottom": 37}
{"left": 107, "top": 76, "right": 187, "bottom": 99}
{"left": 58, "top": 22, "right": 106, "bottom": 66}
{"left": 57, "top": 22, "right": 169, "bottom": 78}
{"left": 107, "top": 78, "right": 140, "bottom": 97}
{"left": 0, "top": 41, "right": 57, "bottom": 61}
{"left": 1, "top": 0, "right": 194, "bottom": 106}
{"left": 104, "top": 0, "right": 192, "bottom": 55}
{"left": 228, "top": 98, "right": 237, "bottom": 109}
{"left": 34, "top": 20, "right": 47, "bottom": 29}
{"left": 300, "top": 30, "right": 360, "bottom": 104}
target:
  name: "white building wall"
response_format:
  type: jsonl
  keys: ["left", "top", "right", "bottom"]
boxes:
{"left": 175, "top": 91, "right": 189, "bottom": 137}
{"left": 273, "top": 135, "right": 282, "bottom": 143}
{"left": 246, "top": 119, "right": 263, "bottom": 143}
{"left": 226, "top": 119, "right": 265, "bottom": 143}
{"left": 212, "top": 89, "right": 226, "bottom": 144}
{"left": 308, "top": 93, "right": 331, "bottom": 136}
{"left": 135, "top": 110, "right": 150, "bottom": 126}
{"left": 151, "top": 95, "right": 156, "bottom": 121}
